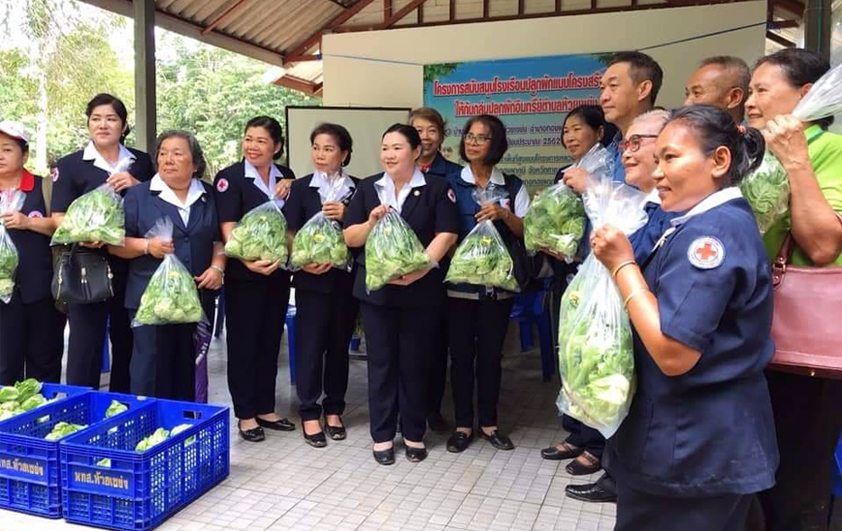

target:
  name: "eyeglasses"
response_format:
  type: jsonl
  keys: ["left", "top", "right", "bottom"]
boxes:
{"left": 464, "top": 133, "right": 492, "bottom": 145}
{"left": 619, "top": 134, "right": 659, "bottom": 153}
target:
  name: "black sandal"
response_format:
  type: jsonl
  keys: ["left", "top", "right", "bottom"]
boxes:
{"left": 541, "top": 441, "right": 583, "bottom": 461}
{"left": 324, "top": 414, "right": 347, "bottom": 441}
{"left": 565, "top": 451, "right": 601, "bottom": 476}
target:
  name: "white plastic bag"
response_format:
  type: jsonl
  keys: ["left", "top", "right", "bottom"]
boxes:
{"left": 290, "top": 176, "right": 352, "bottom": 271}
{"left": 446, "top": 187, "right": 518, "bottom": 292}
{"left": 0, "top": 190, "right": 25, "bottom": 303}
{"left": 51, "top": 183, "right": 125, "bottom": 246}
{"left": 742, "top": 62, "right": 842, "bottom": 234}
{"left": 133, "top": 218, "right": 205, "bottom": 327}
{"left": 556, "top": 174, "right": 649, "bottom": 438}
{"left": 224, "top": 201, "right": 288, "bottom": 263}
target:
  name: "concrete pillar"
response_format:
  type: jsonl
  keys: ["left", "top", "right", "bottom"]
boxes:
{"left": 134, "top": 0, "right": 157, "bottom": 152}
{"left": 804, "top": 0, "right": 832, "bottom": 60}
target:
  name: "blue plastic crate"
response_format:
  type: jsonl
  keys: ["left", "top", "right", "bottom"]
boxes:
{"left": 0, "top": 390, "right": 147, "bottom": 518}
{"left": 60, "top": 399, "right": 229, "bottom": 531}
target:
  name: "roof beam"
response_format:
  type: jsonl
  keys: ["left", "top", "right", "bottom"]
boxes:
{"left": 381, "top": 0, "right": 430, "bottom": 29}
{"left": 767, "top": 30, "right": 796, "bottom": 46}
{"left": 272, "top": 74, "right": 321, "bottom": 96}
{"left": 283, "top": 0, "right": 378, "bottom": 64}
{"left": 78, "top": 0, "right": 286, "bottom": 65}
{"left": 201, "top": 0, "right": 250, "bottom": 35}
{"left": 770, "top": 0, "right": 804, "bottom": 15}
{"left": 451, "top": 0, "right": 457, "bottom": 21}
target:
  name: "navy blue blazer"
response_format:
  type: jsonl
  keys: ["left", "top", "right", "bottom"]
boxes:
{"left": 122, "top": 180, "right": 220, "bottom": 310}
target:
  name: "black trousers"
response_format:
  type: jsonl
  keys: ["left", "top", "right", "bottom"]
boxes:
{"left": 66, "top": 277, "right": 132, "bottom": 391}
{"left": 427, "top": 313, "right": 449, "bottom": 417}
{"left": 361, "top": 302, "right": 436, "bottom": 443}
{"left": 447, "top": 297, "right": 514, "bottom": 428}
{"left": 225, "top": 278, "right": 289, "bottom": 420}
{"left": 0, "top": 295, "right": 64, "bottom": 385}
{"left": 616, "top": 481, "right": 751, "bottom": 531}
{"left": 746, "top": 371, "right": 842, "bottom": 531}
{"left": 562, "top": 415, "right": 606, "bottom": 458}
{"left": 128, "top": 291, "right": 215, "bottom": 401}
{"left": 294, "top": 289, "right": 358, "bottom": 421}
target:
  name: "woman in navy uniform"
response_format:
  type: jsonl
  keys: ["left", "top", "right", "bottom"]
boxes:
{"left": 109, "top": 131, "right": 223, "bottom": 400}
{"left": 444, "top": 114, "right": 530, "bottom": 453}
{"left": 51, "top": 94, "right": 155, "bottom": 391}
{"left": 214, "top": 116, "right": 296, "bottom": 442}
{"left": 590, "top": 105, "right": 777, "bottom": 531}
{"left": 409, "top": 107, "right": 462, "bottom": 433}
{"left": 0, "top": 121, "right": 64, "bottom": 385}
{"left": 343, "top": 124, "right": 458, "bottom": 465}
{"left": 283, "top": 123, "right": 358, "bottom": 447}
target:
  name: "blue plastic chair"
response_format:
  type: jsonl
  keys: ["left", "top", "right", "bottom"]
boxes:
{"left": 285, "top": 305, "right": 297, "bottom": 385}
{"left": 101, "top": 317, "right": 110, "bottom": 373}
{"left": 510, "top": 282, "right": 555, "bottom": 382}
{"left": 833, "top": 427, "right": 842, "bottom": 496}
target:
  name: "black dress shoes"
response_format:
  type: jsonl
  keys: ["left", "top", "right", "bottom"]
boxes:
{"left": 481, "top": 430, "right": 514, "bottom": 451}
{"left": 256, "top": 417, "right": 296, "bottom": 431}
{"left": 405, "top": 446, "right": 428, "bottom": 463}
{"left": 238, "top": 423, "right": 265, "bottom": 443}
{"left": 564, "top": 481, "right": 617, "bottom": 503}
{"left": 541, "top": 443, "right": 583, "bottom": 460}
{"left": 303, "top": 429, "right": 327, "bottom": 448}
{"left": 565, "top": 452, "right": 601, "bottom": 476}
{"left": 324, "top": 415, "right": 347, "bottom": 441}
{"left": 373, "top": 447, "right": 396, "bottom": 466}
{"left": 446, "top": 431, "right": 473, "bottom": 453}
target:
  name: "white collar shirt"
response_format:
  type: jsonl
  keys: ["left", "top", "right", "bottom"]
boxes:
{"left": 374, "top": 168, "right": 427, "bottom": 213}
{"left": 150, "top": 173, "right": 206, "bottom": 225}
{"left": 244, "top": 159, "right": 285, "bottom": 208}
{"left": 83, "top": 140, "right": 136, "bottom": 175}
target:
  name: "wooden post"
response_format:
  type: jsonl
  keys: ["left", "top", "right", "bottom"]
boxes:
{"left": 134, "top": 0, "right": 157, "bottom": 152}
{"left": 803, "top": 0, "right": 831, "bottom": 60}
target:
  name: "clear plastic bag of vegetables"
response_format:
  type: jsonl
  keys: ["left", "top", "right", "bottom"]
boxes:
{"left": 446, "top": 187, "right": 518, "bottom": 292}
{"left": 365, "top": 187, "right": 433, "bottom": 292}
{"left": 224, "top": 200, "right": 288, "bottom": 264}
{"left": 524, "top": 145, "right": 611, "bottom": 260}
{"left": 133, "top": 217, "right": 205, "bottom": 326}
{"left": 741, "top": 61, "right": 842, "bottom": 234}
{"left": 290, "top": 176, "right": 352, "bottom": 271}
{"left": 556, "top": 175, "right": 649, "bottom": 438}
{"left": 52, "top": 183, "right": 125, "bottom": 246}
{"left": 0, "top": 190, "right": 25, "bottom": 303}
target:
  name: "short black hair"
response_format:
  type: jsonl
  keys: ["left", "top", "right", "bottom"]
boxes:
{"left": 700, "top": 56, "right": 750, "bottom": 93}
{"left": 382, "top": 123, "right": 422, "bottom": 151}
{"left": 459, "top": 114, "right": 508, "bottom": 166}
{"left": 562, "top": 104, "right": 618, "bottom": 149}
{"left": 310, "top": 122, "right": 354, "bottom": 167}
{"left": 609, "top": 51, "right": 664, "bottom": 106}
{"left": 755, "top": 48, "right": 833, "bottom": 129}
{"left": 154, "top": 130, "right": 207, "bottom": 180}
{"left": 667, "top": 105, "right": 765, "bottom": 187}
{"left": 86, "top": 93, "right": 130, "bottom": 143}
{"left": 245, "top": 116, "right": 285, "bottom": 159}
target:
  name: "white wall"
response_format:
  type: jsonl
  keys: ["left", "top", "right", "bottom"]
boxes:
{"left": 322, "top": 1, "right": 766, "bottom": 110}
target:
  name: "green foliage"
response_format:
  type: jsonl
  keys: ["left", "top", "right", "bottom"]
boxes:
{"left": 423, "top": 63, "right": 459, "bottom": 84}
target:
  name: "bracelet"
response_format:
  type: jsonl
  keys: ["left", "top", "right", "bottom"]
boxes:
{"left": 210, "top": 265, "right": 225, "bottom": 276}
{"left": 623, "top": 287, "right": 648, "bottom": 311}
{"left": 612, "top": 260, "right": 637, "bottom": 279}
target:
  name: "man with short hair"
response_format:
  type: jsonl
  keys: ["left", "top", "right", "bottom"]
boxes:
{"left": 684, "top": 56, "right": 750, "bottom": 123}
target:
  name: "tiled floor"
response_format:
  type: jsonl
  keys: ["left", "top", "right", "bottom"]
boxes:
{"left": 0, "top": 321, "right": 619, "bottom": 531}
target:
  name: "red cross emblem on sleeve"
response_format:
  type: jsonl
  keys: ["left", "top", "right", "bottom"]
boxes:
{"left": 687, "top": 236, "right": 725, "bottom": 269}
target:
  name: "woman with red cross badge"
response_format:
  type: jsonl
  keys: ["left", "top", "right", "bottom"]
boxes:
{"left": 588, "top": 105, "right": 779, "bottom": 531}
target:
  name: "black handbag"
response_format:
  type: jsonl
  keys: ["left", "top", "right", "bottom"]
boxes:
{"left": 51, "top": 244, "right": 114, "bottom": 305}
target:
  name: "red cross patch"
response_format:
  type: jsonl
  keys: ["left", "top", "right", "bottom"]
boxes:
{"left": 687, "top": 236, "right": 725, "bottom": 269}
{"left": 51, "top": 167, "right": 59, "bottom": 182}
{"left": 216, "top": 178, "right": 229, "bottom": 193}
{"left": 447, "top": 188, "right": 456, "bottom": 203}
{"left": 28, "top": 210, "right": 43, "bottom": 218}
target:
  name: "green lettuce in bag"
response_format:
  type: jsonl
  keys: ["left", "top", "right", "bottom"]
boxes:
{"left": 133, "top": 218, "right": 204, "bottom": 326}
{"left": 290, "top": 177, "right": 351, "bottom": 270}
{"left": 225, "top": 201, "right": 288, "bottom": 263}
{"left": 52, "top": 184, "right": 125, "bottom": 245}
{"left": 0, "top": 190, "right": 25, "bottom": 303}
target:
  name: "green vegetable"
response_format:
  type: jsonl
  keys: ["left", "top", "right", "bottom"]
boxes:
{"left": 52, "top": 184, "right": 125, "bottom": 245}
{"left": 105, "top": 400, "right": 128, "bottom": 418}
{"left": 135, "top": 427, "right": 170, "bottom": 452}
{"left": 0, "top": 386, "right": 19, "bottom": 403}
{"left": 97, "top": 458, "right": 111, "bottom": 468}
{"left": 739, "top": 150, "right": 790, "bottom": 234}
{"left": 224, "top": 201, "right": 288, "bottom": 263}
{"left": 134, "top": 256, "right": 204, "bottom": 326}
{"left": 446, "top": 220, "right": 518, "bottom": 291}
{"left": 45, "top": 421, "right": 87, "bottom": 440}
{"left": 290, "top": 212, "right": 350, "bottom": 269}
{"left": 524, "top": 183, "right": 586, "bottom": 258}
{"left": 20, "top": 394, "right": 46, "bottom": 412}
{"left": 170, "top": 424, "right": 191, "bottom": 436}
{"left": 365, "top": 208, "right": 431, "bottom": 292}
{"left": 0, "top": 190, "right": 24, "bottom": 303}
{"left": 14, "top": 378, "right": 42, "bottom": 403}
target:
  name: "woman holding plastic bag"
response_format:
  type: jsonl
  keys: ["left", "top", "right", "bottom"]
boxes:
{"left": 743, "top": 49, "right": 842, "bottom": 531}
{"left": 51, "top": 94, "right": 155, "bottom": 391}
{"left": 108, "top": 131, "right": 223, "bottom": 400}
{"left": 441, "top": 115, "right": 529, "bottom": 454}
{"left": 283, "top": 123, "right": 359, "bottom": 448}
{"left": 588, "top": 105, "right": 777, "bottom": 531}
{"left": 344, "top": 124, "right": 458, "bottom": 465}
{"left": 0, "top": 121, "right": 64, "bottom": 385}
